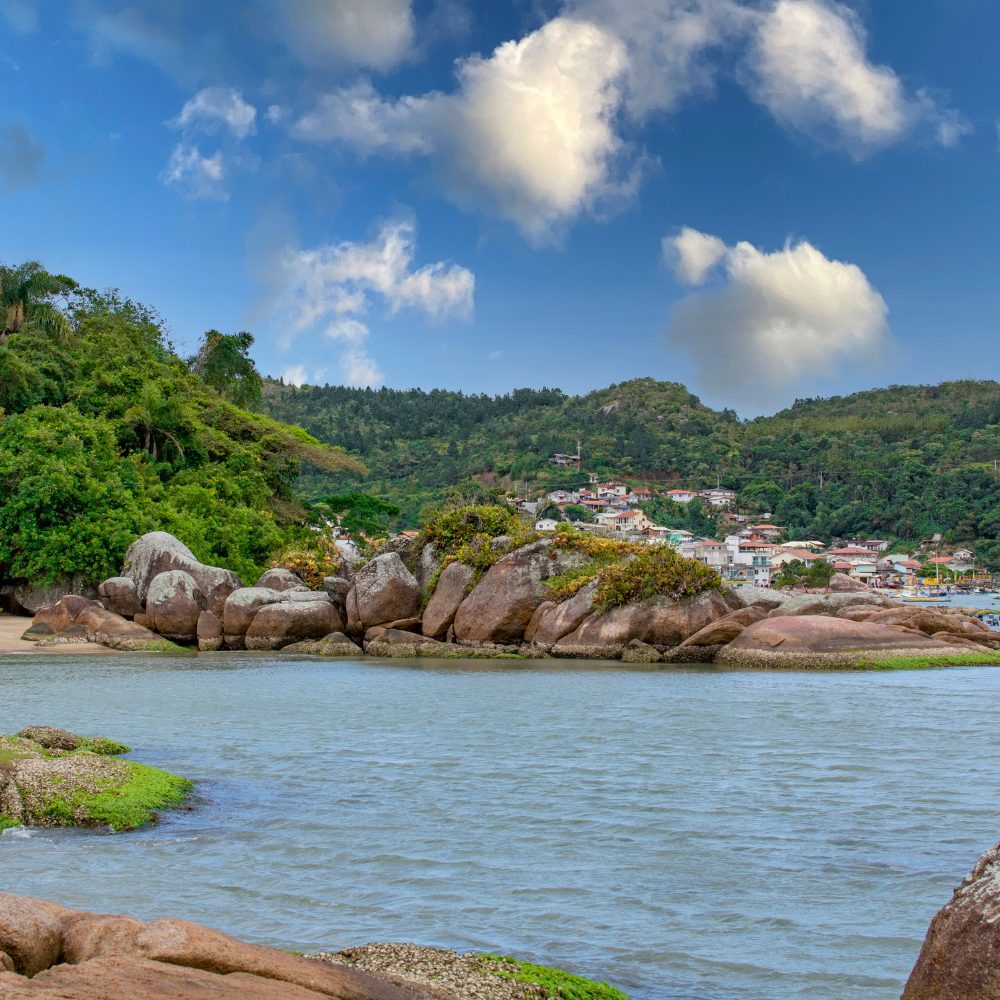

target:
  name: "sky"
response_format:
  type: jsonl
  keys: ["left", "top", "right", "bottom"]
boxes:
{"left": 1, "top": 0, "right": 999, "bottom": 415}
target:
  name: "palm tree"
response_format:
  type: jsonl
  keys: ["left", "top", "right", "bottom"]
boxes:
{"left": 124, "top": 383, "right": 186, "bottom": 463}
{"left": 0, "top": 261, "right": 78, "bottom": 344}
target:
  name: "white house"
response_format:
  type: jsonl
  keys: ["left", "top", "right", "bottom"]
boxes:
{"left": 665, "top": 489, "right": 698, "bottom": 503}
{"left": 699, "top": 489, "right": 736, "bottom": 507}
{"left": 535, "top": 518, "right": 560, "bottom": 532}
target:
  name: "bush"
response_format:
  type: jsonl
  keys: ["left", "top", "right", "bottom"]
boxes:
{"left": 594, "top": 544, "right": 720, "bottom": 611}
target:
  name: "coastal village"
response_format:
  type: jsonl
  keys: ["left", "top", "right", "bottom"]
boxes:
{"left": 506, "top": 465, "right": 985, "bottom": 591}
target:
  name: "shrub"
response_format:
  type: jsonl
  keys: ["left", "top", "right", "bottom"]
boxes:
{"left": 594, "top": 544, "right": 720, "bottom": 611}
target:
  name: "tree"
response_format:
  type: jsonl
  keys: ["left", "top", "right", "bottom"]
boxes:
{"left": 0, "top": 261, "right": 78, "bottom": 344}
{"left": 123, "top": 383, "right": 187, "bottom": 463}
{"left": 188, "top": 329, "right": 263, "bottom": 407}
{"left": 563, "top": 503, "right": 594, "bottom": 523}
{"left": 535, "top": 500, "right": 564, "bottom": 522}
{"left": 324, "top": 492, "right": 400, "bottom": 540}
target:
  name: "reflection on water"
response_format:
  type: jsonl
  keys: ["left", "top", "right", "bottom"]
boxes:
{"left": 2, "top": 654, "right": 998, "bottom": 1000}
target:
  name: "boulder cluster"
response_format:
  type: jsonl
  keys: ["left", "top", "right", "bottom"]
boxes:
{"left": 0, "top": 893, "right": 446, "bottom": 999}
{"left": 17, "top": 531, "right": 1000, "bottom": 664}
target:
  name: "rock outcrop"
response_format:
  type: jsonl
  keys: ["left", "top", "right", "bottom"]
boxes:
{"left": 902, "top": 840, "right": 1000, "bottom": 999}
{"left": 244, "top": 601, "right": 343, "bottom": 650}
{"left": 97, "top": 577, "right": 142, "bottom": 619}
{"left": 452, "top": 540, "right": 587, "bottom": 644}
{"left": 254, "top": 568, "right": 305, "bottom": 592}
{"left": 420, "top": 562, "right": 474, "bottom": 640}
{"left": 196, "top": 611, "right": 223, "bottom": 652}
{"left": 145, "top": 571, "right": 204, "bottom": 643}
{"left": 21, "top": 598, "right": 177, "bottom": 652}
{"left": 120, "top": 532, "right": 242, "bottom": 607}
{"left": 352, "top": 553, "right": 421, "bottom": 629}
{"left": 283, "top": 632, "right": 363, "bottom": 657}
{"left": 12, "top": 577, "right": 99, "bottom": 616}
{"left": 0, "top": 894, "right": 442, "bottom": 1000}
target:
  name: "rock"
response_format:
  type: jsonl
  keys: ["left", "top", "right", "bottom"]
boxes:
{"left": 0, "top": 894, "right": 441, "bottom": 1000}
{"left": 254, "top": 568, "right": 305, "bottom": 591}
{"left": 723, "top": 606, "right": 770, "bottom": 627}
{"left": 902, "top": 840, "right": 1000, "bottom": 999}
{"left": 145, "top": 571, "right": 204, "bottom": 643}
{"left": 621, "top": 639, "right": 662, "bottom": 663}
{"left": 778, "top": 591, "right": 885, "bottom": 615}
{"left": 205, "top": 581, "right": 238, "bottom": 619}
{"left": 0, "top": 734, "right": 187, "bottom": 831}
{"left": 322, "top": 576, "right": 352, "bottom": 604}
{"left": 364, "top": 629, "right": 450, "bottom": 658}
{"left": 421, "top": 562, "right": 474, "bottom": 640}
{"left": 730, "top": 586, "right": 785, "bottom": 610}
{"left": 282, "top": 632, "right": 363, "bottom": 657}
{"left": 836, "top": 606, "right": 880, "bottom": 622}
{"left": 196, "top": 611, "right": 223, "bottom": 652}
{"left": 97, "top": 577, "right": 142, "bottom": 619}
{"left": 453, "top": 540, "right": 588, "bottom": 644}
{"left": 717, "top": 614, "right": 954, "bottom": 668}
{"left": 23, "top": 596, "right": 100, "bottom": 636}
{"left": 554, "top": 590, "right": 737, "bottom": 658}
{"left": 121, "top": 532, "right": 241, "bottom": 605}
{"left": 679, "top": 619, "right": 746, "bottom": 647}
{"left": 381, "top": 616, "right": 422, "bottom": 632}
{"left": 866, "top": 606, "right": 993, "bottom": 641}
{"left": 0, "top": 894, "right": 65, "bottom": 977}
{"left": 221, "top": 588, "right": 284, "bottom": 648}
{"left": 529, "top": 581, "right": 599, "bottom": 652}
{"left": 12, "top": 577, "right": 99, "bottom": 616}
{"left": 23, "top": 598, "right": 176, "bottom": 652}
{"left": 827, "top": 571, "right": 871, "bottom": 593}
{"left": 346, "top": 587, "right": 362, "bottom": 634}
{"left": 352, "top": 553, "right": 421, "bottom": 629}
{"left": 415, "top": 543, "right": 441, "bottom": 593}
{"left": 244, "top": 601, "right": 343, "bottom": 651}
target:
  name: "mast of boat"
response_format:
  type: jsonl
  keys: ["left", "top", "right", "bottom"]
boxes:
{"left": 933, "top": 532, "right": 942, "bottom": 594}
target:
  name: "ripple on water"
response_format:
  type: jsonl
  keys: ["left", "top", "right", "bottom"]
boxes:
{"left": 2, "top": 655, "right": 999, "bottom": 1000}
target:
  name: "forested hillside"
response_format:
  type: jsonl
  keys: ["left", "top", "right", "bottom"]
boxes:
{"left": 262, "top": 377, "right": 1000, "bottom": 561}
{"left": 0, "top": 262, "right": 361, "bottom": 589}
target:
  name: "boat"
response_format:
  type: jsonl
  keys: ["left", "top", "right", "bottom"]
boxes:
{"left": 900, "top": 587, "right": 949, "bottom": 604}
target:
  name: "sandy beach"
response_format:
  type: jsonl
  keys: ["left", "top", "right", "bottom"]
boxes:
{"left": 0, "top": 615, "right": 115, "bottom": 655}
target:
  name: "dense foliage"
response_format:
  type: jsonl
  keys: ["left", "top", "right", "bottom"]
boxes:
{"left": 262, "top": 377, "right": 1000, "bottom": 564}
{"left": 0, "top": 263, "right": 362, "bottom": 587}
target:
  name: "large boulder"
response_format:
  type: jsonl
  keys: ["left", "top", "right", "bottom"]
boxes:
{"left": 244, "top": 601, "right": 343, "bottom": 651}
{"left": 452, "top": 540, "right": 588, "bottom": 644}
{"left": 552, "top": 590, "right": 738, "bottom": 658}
{"left": 97, "top": 577, "right": 142, "bottom": 619}
{"left": 196, "top": 611, "right": 223, "bottom": 652}
{"left": 21, "top": 598, "right": 176, "bottom": 652}
{"left": 730, "top": 586, "right": 785, "bottom": 610}
{"left": 827, "top": 571, "right": 871, "bottom": 593}
{"left": 146, "top": 571, "right": 204, "bottom": 643}
{"left": 902, "top": 840, "right": 1000, "bottom": 999}
{"left": 415, "top": 543, "right": 441, "bottom": 593}
{"left": 352, "top": 553, "right": 421, "bottom": 629}
{"left": 222, "top": 588, "right": 285, "bottom": 649}
{"left": 12, "top": 577, "right": 99, "bottom": 616}
{"left": 718, "top": 614, "right": 955, "bottom": 668}
{"left": 528, "top": 581, "right": 599, "bottom": 652}
{"left": 283, "top": 632, "right": 363, "bottom": 657}
{"left": 0, "top": 894, "right": 443, "bottom": 1000}
{"left": 254, "top": 568, "right": 305, "bottom": 592}
{"left": 121, "top": 532, "right": 241, "bottom": 605}
{"left": 421, "top": 562, "right": 474, "bottom": 640}
{"left": 866, "top": 606, "right": 994, "bottom": 642}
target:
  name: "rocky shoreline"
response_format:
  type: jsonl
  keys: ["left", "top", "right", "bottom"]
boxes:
{"left": 7, "top": 530, "right": 1000, "bottom": 669}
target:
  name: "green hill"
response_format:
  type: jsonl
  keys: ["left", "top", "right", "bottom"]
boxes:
{"left": 0, "top": 262, "right": 361, "bottom": 590}
{"left": 261, "top": 377, "right": 1000, "bottom": 564}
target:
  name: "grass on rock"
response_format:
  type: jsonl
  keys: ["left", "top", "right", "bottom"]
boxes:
{"left": 479, "top": 954, "right": 630, "bottom": 999}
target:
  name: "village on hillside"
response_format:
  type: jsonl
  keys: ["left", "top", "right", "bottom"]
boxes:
{"left": 508, "top": 467, "right": 987, "bottom": 591}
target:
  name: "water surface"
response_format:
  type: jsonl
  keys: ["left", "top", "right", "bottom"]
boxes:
{"left": 2, "top": 654, "right": 998, "bottom": 1000}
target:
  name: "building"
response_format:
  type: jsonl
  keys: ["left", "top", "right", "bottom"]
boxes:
{"left": 535, "top": 518, "right": 560, "bottom": 532}
{"left": 846, "top": 539, "right": 890, "bottom": 553}
{"left": 748, "top": 524, "right": 785, "bottom": 541}
{"left": 665, "top": 489, "right": 698, "bottom": 503}
{"left": 550, "top": 452, "right": 581, "bottom": 467}
{"left": 606, "top": 509, "right": 653, "bottom": 534}
{"left": 691, "top": 540, "right": 734, "bottom": 572}
{"left": 698, "top": 488, "right": 736, "bottom": 507}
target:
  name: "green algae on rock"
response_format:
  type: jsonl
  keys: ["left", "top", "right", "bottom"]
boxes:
{"left": 0, "top": 730, "right": 191, "bottom": 833}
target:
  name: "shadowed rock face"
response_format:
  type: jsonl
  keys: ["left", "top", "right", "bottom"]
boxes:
{"left": 902, "top": 841, "right": 1000, "bottom": 1000}
{"left": 122, "top": 532, "right": 242, "bottom": 605}
{"left": 0, "top": 894, "right": 447, "bottom": 999}
{"left": 421, "top": 563, "right": 473, "bottom": 640}
{"left": 146, "top": 571, "right": 204, "bottom": 643}
{"left": 353, "top": 554, "right": 421, "bottom": 629}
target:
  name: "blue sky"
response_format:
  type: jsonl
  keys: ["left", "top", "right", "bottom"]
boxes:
{"left": 1, "top": 0, "right": 998, "bottom": 415}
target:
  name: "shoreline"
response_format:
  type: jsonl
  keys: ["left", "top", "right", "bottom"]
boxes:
{"left": 0, "top": 616, "right": 117, "bottom": 655}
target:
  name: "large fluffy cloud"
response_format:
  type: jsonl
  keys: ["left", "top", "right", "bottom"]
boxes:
{"left": 272, "top": 219, "right": 474, "bottom": 386}
{"left": 745, "top": 0, "right": 962, "bottom": 154}
{"left": 294, "top": 16, "right": 630, "bottom": 243}
{"left": 664, "top": 228, "right": 890, "bottom": 407}
{"left": 172, "top": 87, "right": 256, "bottom": 139}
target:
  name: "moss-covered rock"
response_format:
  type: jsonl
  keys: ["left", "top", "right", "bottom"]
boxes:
{"left": 0, "top": 731, "right": 191, "bottom": 833}
{"left": 479, "top": 954, "right": 630, "bottom": 999}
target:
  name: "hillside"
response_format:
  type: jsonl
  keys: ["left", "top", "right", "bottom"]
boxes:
{"left": 262, "top": 377, "right": 1000, "bottom": 562}
{"left": 0, "top": 262, "right": 362, "bottom": 591}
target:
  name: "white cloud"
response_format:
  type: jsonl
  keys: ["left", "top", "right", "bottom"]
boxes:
{"left": 664, "top": 226, "right": 728, "bottom": 285}
{"left": 268, "top": 0, "right": 415, "bottom": 71}
{"left": 172, "top": 87, "right": 257, "bottom": 139}
{"left": 293, "top": 16, "right": 632, "bottom": 243}
{"left": 160, "top": 143, "right": 226, "bottom": 201}
{"left": 282, "top": 365, "right": 308, "bottom": 387}
{"left": 665, "top": 228, "right": 890, "bottom": 407}
{"left": 745, "top": 0, "right": 962, "bottom": 155}
{"left": 273, "top": 218, "right": 474, "bottom": 387}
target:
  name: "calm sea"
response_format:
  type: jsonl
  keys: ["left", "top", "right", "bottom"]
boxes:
{"left": 3, "top": 654, "right": 999, "bottom": 1000}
